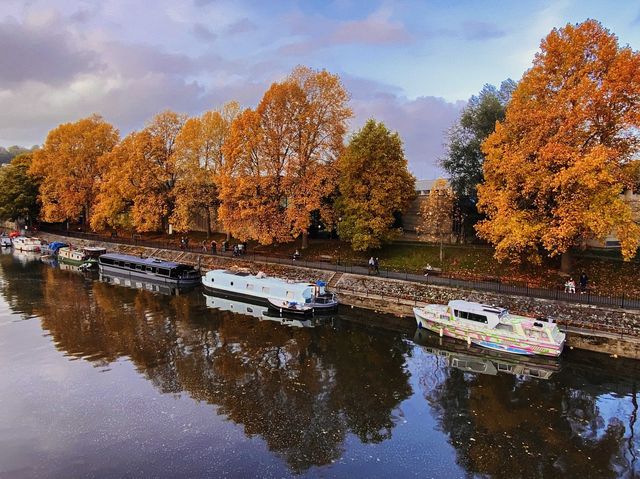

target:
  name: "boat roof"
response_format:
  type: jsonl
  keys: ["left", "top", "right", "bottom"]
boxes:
{"left": 84, "top": 247, "right": 107, "bottom": 252}
{"left": 448, "top": 300, "right": 507, "bottom": 316}
{"left": 100, "top": 252, "right": 190, "bottom": 269}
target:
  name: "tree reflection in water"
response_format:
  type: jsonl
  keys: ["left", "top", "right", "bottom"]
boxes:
{"left": 21, "top": 263, "right": 412, "bottom": 473}
{"left": 417, "top": 337, "right": 639, "bottom": 478}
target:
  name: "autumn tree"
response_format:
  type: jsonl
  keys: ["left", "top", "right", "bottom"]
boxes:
{"left": 219, "top": 67, "right": 351, "bottom": 245}
{"left": 171, "top": 102, "right": 239, "bottom": 237}
{"left": 477, "top": 20, "right": 640, "bottom": 267}
{"left": 337, "top": 120, "right": 416, "bottom": 251}
{"left": 441, "top": 80, "right": 515, "bottom": 241}
{"left": 30, "top": 115, "right": 119, "bottom": 227}
{"left": 0, "top": 153, "right": 40, "bottom": 225}
{"left": 92, "top": 110, "right": 186, "bottom": 232}
{"left": 417, "top": 178, "right": 454, "bottom": 263}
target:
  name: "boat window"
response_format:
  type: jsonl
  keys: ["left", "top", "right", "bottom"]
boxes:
{"left": 136, "top": 264, "right": 144, "bottom": 271}
{"left": 230, "top": 281, "right": 234, "bottom": 286}
{"left": 262, "top": 287, "right": 269, "bottom": 294}
{"left": 100, "top": 257, "right": 114, "bottom": 265}
{"left": 158, "top": 268, "right": 170, "bottom": 276}
{"left": 457, "top": 310, "right": 487, "bottom": 323}
{"left": 467, "top": 312, "right": 488, "bottom": 323}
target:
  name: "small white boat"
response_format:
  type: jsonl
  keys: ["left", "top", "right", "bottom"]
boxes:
{"left": 414, "top": 300, "right": 565, "bottom": 357}
{"left": 12, "top": 236, "right": 42, "bottom": 252}
{"left": 202, "top": 269, "right": 338, "bottom": 313}
{"left": 1, "top": 236, "right": 12, "bottom": 248}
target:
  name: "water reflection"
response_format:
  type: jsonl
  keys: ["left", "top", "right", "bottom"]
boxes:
{"left": 0, "top": 252, "right": 638, "bottom": 477}
{"left": 417, "top": 334, "right": 639, "bottom": 478}
{"left": 100, "top": 270, "right": 198, "bottom": 296}
{"left": 413, "top": 329, "right": 560, "bottom": 380}
{"left": 204, "top": 292, "right": 319, "bottom": 328}
{"left": 1, "top": 256, "right": 412, "bottom": 473}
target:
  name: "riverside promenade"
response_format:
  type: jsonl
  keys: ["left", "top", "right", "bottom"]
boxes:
{"left": 35, "top": 230, "right": 640, "bottom": 359}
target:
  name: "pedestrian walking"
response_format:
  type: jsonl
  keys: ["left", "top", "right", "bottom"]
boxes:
{"left": 568, "top": 277, "right": 576, "bottom": 294}
{"left": 579, "top": 271, "right": 588, "bottom": 294}
{"left": 374, "top": 257, "right": 380, "bottom": 275}
{"left": 210, "top": 240, "right": 217, "bottom": 255}
{"left": 368, "top": 257, "right": 375, "bottom": 274}
{"left": 202, "top": 240, "right": 207, "bottom": 252}
{"left": 293, "top": 249, "right": 301, "bottom": 261}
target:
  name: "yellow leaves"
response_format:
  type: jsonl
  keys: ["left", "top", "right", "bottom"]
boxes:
{"left": 478, "top": 20, "right": 640, "bottom": 263}
{"left": 30, "top": 114, "right": 119, "bottom": 224}
{"left": 417, "top": 179, "right": 454, "bottom": 240}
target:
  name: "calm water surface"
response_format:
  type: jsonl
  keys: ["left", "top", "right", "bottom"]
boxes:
{"left": 0, "top": 250, "right": 639, "bottom": 478}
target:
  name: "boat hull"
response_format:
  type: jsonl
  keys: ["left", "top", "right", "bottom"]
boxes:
{"left": 414, "top": 308, "right": 564, "bottom": 357}
{"left": 202, "top": 282, "right": 337, "bottom": 313}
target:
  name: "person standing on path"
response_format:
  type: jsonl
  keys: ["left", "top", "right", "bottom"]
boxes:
{"left": 579, "top": 272, "right": 588, "bottom": 294}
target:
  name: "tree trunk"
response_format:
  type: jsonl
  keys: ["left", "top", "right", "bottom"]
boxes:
{"left": 560, "top": 251, "right": 572, "bottom": 273}
{"left": 226, "top": 231, "right": 231, "bottom": 241}
{"left": 302, "top": 231, "right": 308, "bottom": 249}
{"left": 439, "top": 234, "right": 444, "bottom": 264}
{"left": 205, "top": 209, "right": 211, "bottom": 239}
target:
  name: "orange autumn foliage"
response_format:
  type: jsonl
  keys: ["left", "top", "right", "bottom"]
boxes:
{"left": 219, "top": 66, "right": 351, "bottom": 245}
{"left": 91, "top": 110, "right": 186, "bottom": 232}
{"left": 30, "top": 115, "right": 119, "bottom": 225}
{"left": 477, "top": 20, "right": 640, "bottom": 262}
{"left": 171, "top": 102, "right": 239, "bottom": 235}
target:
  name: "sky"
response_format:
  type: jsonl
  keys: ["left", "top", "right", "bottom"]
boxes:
{"left": 0, "top": 0, "right": 639, "bottom": 178}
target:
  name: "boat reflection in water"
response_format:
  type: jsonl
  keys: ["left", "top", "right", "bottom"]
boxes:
{"left": 204, "top": 292, "right": 320, "bottom": 328}
{"left": 413, "top": 328, "right": 560, "bottom": 380}
{"left": 100, "top": 270, "right": 198, "bottom": 296}
{"left": 12, "top": 250, "right": 42, "bottom": 264}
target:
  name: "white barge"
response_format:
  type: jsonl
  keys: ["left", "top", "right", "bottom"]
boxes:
{"left": 414, "top": 300, "right": 565, "bottom": 357}
{"left": 201, "top": 269, "right": 337, "bottom": 315}
{"left": 12, "top": 236, "right": 42, "bottom": 252}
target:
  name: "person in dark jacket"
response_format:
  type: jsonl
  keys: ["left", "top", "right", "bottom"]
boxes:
{"left": 579, "top": 272, "right": 588, "bottom": 294}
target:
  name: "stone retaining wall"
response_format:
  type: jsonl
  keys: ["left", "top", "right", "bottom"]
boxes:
{"left": 39, "top": 233, "right": 640, "bottom": 359}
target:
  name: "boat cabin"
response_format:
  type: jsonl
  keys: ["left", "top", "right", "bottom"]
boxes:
{"left": 99, "top": 253, "right": 200, "bottom": 282}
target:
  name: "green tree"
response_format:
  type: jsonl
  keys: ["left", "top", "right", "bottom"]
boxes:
{"left": 337, "top": 120, "right": 416, "bottom": 251}
{"left": 0, "top": 153, "right": 40, "bottom": 224}
{"left": 441, "top": 80, "right": 515, "bottom": 241}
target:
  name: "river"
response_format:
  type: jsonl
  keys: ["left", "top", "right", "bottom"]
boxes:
{"left": 0, "top": 250, "right": 638, "bottom": 478}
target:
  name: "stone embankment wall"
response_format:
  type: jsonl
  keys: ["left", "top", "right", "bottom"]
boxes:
{"left": 39, "top": 233, "right": 640, "bottom": 359}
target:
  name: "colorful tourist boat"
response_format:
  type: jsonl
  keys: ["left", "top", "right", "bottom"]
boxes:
{"left": 12, "top": 236, "right": 42, "bottom": 252}
{"left": 201, "top": 270, "right": 337, "bottom": 315}
{"left": 413, "top": 300, "right": 565, "bottom": 357}
{"left": 98, "top": 253, "right": 201, "bottom": 285}
{"left": 58, "top": 246, "right": 106, "bottom": 268}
